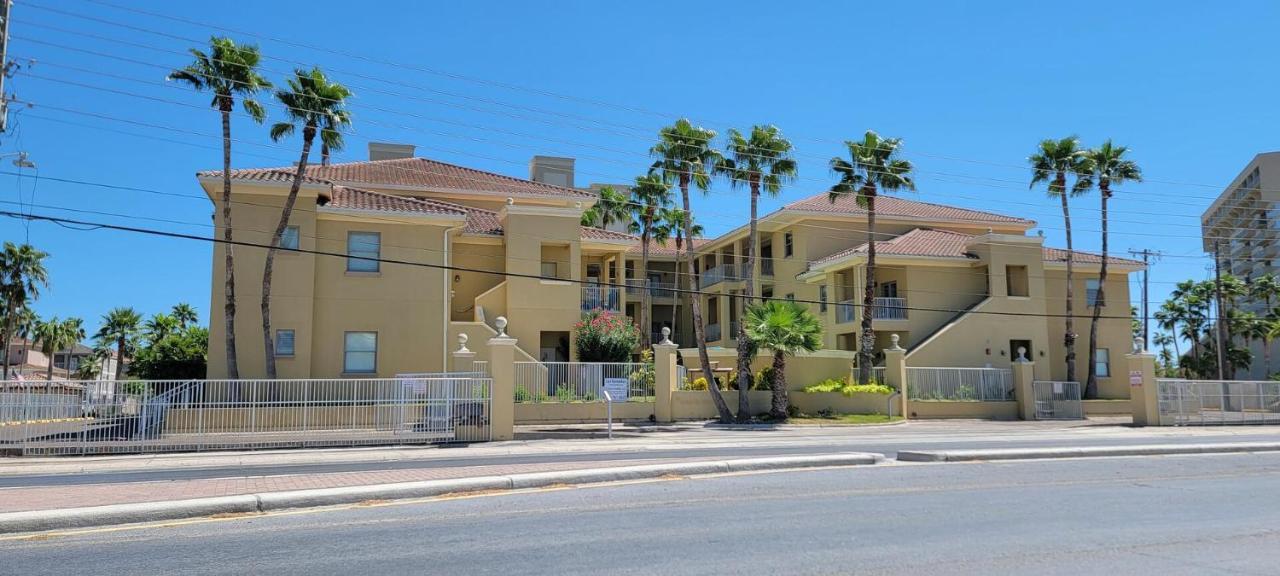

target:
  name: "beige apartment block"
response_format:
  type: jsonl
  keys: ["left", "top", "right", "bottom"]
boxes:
{"left": 203, "top": 144, "right": 1142, "bottom": 398}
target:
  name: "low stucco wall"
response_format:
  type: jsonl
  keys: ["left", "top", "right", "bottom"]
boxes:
{"left": 165, "top": 405, "right": 420, "bottom": 433}
{"left": 515, "top": 401, "right": 655, "bottom": 424}
{"left": 671, "top": 390, "right": 773, "bottom": 420}
{"left": 907, "top": 400, "right": 1019, "bottom": 420}
{"left": 1083, "top": 399, "right": 1132, "bottom": 416}
{"left": 679, "top": 349, "right": 855, "bottom": 391}
{"left": 790, "top": 392, "right": 895, "bottom": 415}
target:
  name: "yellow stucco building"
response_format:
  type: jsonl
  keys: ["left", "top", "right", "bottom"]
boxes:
{"left": 203, "top": 144, "right": 1142, "bottom": 399}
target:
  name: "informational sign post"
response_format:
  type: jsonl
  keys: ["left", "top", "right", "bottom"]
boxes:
{"left": 602, "top": 377, "right": 629, "bottom": 403}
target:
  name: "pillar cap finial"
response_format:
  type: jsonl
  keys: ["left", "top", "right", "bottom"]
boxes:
{"left": 495, "top": 316, "right": 508, "bottom": 338}
{"left": 888, "top": 333, "right": 903, "bottom": 351}
{"left": 659, "top": 326, "right": 673, "bottom": 346}
{"left": 1133, "top": 337, "right": 1146, "bottom": 354}
{"left": 1015, "top": 346, "right": 1029, "bottom": 363}
{"left": 456, "top": 333, "right": 470, "bottom": 353}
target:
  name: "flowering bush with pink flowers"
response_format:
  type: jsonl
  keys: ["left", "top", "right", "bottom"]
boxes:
{"left": 574, "top": 309, "right": 640, "bottom": 362}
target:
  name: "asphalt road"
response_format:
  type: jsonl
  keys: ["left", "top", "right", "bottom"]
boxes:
{"left": 5, "top": 452, "right": 1280, "bottom": 575}
{"left": 6, "top": 420, "right": 1280, "bottom": 488}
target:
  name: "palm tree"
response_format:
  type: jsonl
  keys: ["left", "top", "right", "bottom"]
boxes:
{"left": 651, "top": 118, "right": 733, "bottom": 422}
{"left": 171, "top": 303, "right": 198, "bottom": 329}
{"left": 0, "top": 242, "right": 50, "bottom": 379}
{"left": 145, "top": 313, "right": 180, "bottom": 343}
{"left": 743, "top": 300, "right": 823, "bottom": 420}
{"left": 627, "top": 174, "right": 673, "bottom": 350}
{"left": 263, "top": 67, "right": 352, "bottom": 379}
{"left": 581, "top": 186, "right": 630, "bottom": 229}
{"left": 96, "top": 307, "right": 141, "bottom": 381}
{"left": 74, "top": 347, "right": 106, "bottom": 380}
{"left": 1029, "top": 136, "right": 1092, "bottom": 384}
{"left": 1153, "top": 332, "right": 1175, "bottom": 376}
{"left": 33, "top": 317, "right": 66, "bottom": 384}
{"left": 717, "top": 125, "right": 797, "bottom": 417}
{"left": 1155, "top": 301, "right": 1184, "bottom": 373}
{"left": 1079, "top": 140, "right": 1142, "bottom": 398}
{"left": 1249, "top": 274, "right": 1280, "bottom": 375}
{"left": 655, "top": 207, "right": 703, "bottom": 343}
{"left": 169, "top": 37, "right": 271, "bottom": 381}
{"left": 61, "top": 317, "right": 85, "bottom": 381}
{"left": 828, "top": 130, "right": 915, "bottom": 385}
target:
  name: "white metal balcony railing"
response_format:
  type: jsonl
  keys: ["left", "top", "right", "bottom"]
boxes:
{"left": 699, "top": 264, "right": 737, "bottom": 288}
{"left": 625, "top": 278, "right": 677, "bottom": 298}
{"left": 761, "top": 258, "right": 774, "bottom": 277}
{"left": 835, "top": 299, "right": 856, "bottom": 324}
{"left": 873, "top": 297, "right": 908, "bottom": 320}
{"left": 706, "top": 323, "right": 722, "bottom": 342}
{"left": 581, "top": 285, "right": 621, "bottom": 312}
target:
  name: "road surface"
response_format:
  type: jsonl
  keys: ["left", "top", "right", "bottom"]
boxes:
{"left": 5, "top": 452, "right": 1280, "bottom": 575}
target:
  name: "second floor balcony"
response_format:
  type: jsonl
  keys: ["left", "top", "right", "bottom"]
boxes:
{"left": 581, "top": 285, "right": 621, "bottom": 312}
{"left": 626, "top": 278, "right": 677, "bottom": 299}
{"left": 835, "top": 297, "right": 909, "bottom": 324}
{"left": 700, "top": 264, "right": 738, "bottom": 289}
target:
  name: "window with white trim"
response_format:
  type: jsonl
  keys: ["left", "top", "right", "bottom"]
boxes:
{"left": 1086, "top": 279, "right": 1102, "bottom": 307}
{"left": 1096, "top": 348, "right": 1111, "bottom": 378}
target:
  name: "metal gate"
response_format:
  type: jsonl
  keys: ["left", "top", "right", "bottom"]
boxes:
{"left": 1157, "top": 379, "right": 1280, "bottom": 426}
{"left": 1032, "top": 381, "right": 1083, "bottom": 420}
{"left": 1, "top": 376, "right": 492, "bottom": 456}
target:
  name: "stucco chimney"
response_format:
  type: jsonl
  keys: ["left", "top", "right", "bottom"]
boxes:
{"left": 368, "top": 142, "right": 416, "bottom": 161}
{"left": 529, "top": 156, "right": 575, "bottom": 188}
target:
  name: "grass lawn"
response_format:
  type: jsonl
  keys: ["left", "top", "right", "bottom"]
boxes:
{"left": 782, "top": 413, "right": 904, "bottom": 426}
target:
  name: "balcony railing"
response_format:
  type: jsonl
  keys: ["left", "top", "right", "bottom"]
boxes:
{"left": 626, "top": 278, "right": 676, "bottom": 298}
{"left": 836, "top": 299, "right": 856, "bottom": 324}
{"left": 872, "top": 297, "right": 908, "bottom": 320}
{"left": 761, "top": 258, "right": 774, "bottom": 277}
{"left": 706, "top": 322, "right": 722, "bottom": 342}
{"left": 581, "top": 285, "right": 621, "bottom": 312}
{"left": 699, "top": 264, "right": 737, "bottom": 288}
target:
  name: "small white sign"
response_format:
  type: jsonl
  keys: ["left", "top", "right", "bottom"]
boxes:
{"left": 1053, "top": 382, "right": 1063, "bottom": 394}
{"left": 1129, "top": 370, "right": 1143, "bottom": 387}
{"left": 602, "top": 377, "right": 629, "bottom": 402}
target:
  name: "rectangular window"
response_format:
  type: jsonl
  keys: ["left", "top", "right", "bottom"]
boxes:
{"left": 762, "top": 285, "right": 774, "bottom": 300}
{"left": 1096, "top": 348, "right": 1111, "bottom": 378}
{"left": 281, "top": 226, "right": 300, "bottom": 250}
{"left": 540, "top": 261, "right": 558, "bottom": 278}
{"left": 1086, "top": 279, "right": 1102, "bottom": 307}
{"left": 275, "top": 329, "right": 295, "bottom": 357}
{"left": 347, "top": 232, "right": 380, "bottom": 272}
{"left": 785, "top": 293, "right": 795, "bottom": 301}
{"left": 819, "top": 285, "right": 828, "bottom": 313}
{"left": 784, "top": 232, "right": 794, "bottom": 258}
{"left": 1006, "top": 265, "right": 1029, "bottom": 297}
{"left": 343, "top": 332, "right": 377, "bottom": 373}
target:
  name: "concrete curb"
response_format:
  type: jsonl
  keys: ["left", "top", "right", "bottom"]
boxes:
{"left": 0, "top": 452, "right": 881, "bottom": 534}
{"left": 897, "top": 442, "right": 1280, "bottom": 463}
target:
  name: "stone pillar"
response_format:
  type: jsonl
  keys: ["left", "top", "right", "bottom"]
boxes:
{"left": 452, "top": 333, "right": 476, "bottom": 373}
{"left": 653, "top": 327, "right": 678, "bottom": 423}
{"left": 882, "top": 334, "right": 908, "bottom": 419}
{"left": 1127, "top": 339, "right": 1160, "bottom": 426}
{"left": 486, "top": 317, "right": 517, "bottom": 441}
{"left": 1011, "top": 346, "right": 1036, "bottom": 421}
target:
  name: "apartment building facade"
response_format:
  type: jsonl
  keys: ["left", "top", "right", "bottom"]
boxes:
{"left": 204, "top": 145, "right": 1142, "bottom": 398}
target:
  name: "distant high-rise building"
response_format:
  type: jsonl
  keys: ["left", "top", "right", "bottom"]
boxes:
{"left": 1201, "top": 153, "right": 1280, "bottom": 306}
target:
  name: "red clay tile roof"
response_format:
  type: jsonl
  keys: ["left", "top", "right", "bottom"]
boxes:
{"left": 458, "top": 206, "right": 503, "bottom": 236}
{"left": 1042, "top": 247, "right": 1145, "bottom": 266}
{"left": 581, "top": 227, "right": 638, "bottom": 242}
{"left": 627, "top": 237, "right": 710, "bottom": 257}
{"left": 201, "top": 157, "right": 593, "bottom": 200}
{"left": 810, "top": 229, "right": 979, "bottom": 270}
{"left": 784, "top": 192, "right": 1034, "bottom": 226}
{"left": 326, "top": 186, "right": 467, "bottom": 217}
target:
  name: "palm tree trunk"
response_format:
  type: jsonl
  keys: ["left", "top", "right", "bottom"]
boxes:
{"left": 734, "top": 183, "right": 759, "bottom": 421}
{"left": 321, "top": 141, "right": 330, "bottom": 167}
{"left": 220, "top": 107, "right": 240, "bottom": 380}
{"left": 639, "top": 228, "right": 651, "bottom": 350}
{"left": 670, "top": 236, "right": 682, "bottom": 343}
{"left": 770, "top": 350, "right": 788, "bottom": 420}
{"left": 263, "top": 125, "right": 315, "bottom": 380}
{"left": 681, "top": 177, "right": 733, "bottom": 422}
{"left": 1060, "top": 182, "right": 1077, "bottom": 384}
{"left": 858, "top": 193, "right": 877, "bottom": 385}
{"left": 0, "top": 305, "right": 13, "bottom": 380}
{"left": 116, "top": 337, "right": 126, "bottom": 381}
{"left": 45, "top": 348, "right": 53, "bottom": 382}
{"left": 1085, "top": 187, "right": 1109, "bottom": 399}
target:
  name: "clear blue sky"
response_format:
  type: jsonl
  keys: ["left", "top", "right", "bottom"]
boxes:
{"left": 2, "top": 0, "right": 1275, "bottom": 339}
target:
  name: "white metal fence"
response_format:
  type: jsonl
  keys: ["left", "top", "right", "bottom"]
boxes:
{"left": 514, "top": 362, "right": 652, "bottom": 403}
{"left": 0, "top": 392, "right": 83, "bottom": 421}
{"left": 0, "top": 376, "right": 491, "bottom": 455}
{"left": 1032, "top": 381, "right": 1083, "bottom": 420}
{"left": 908, "top": 368, "right": 1014, "bottom": 401}
{"left": 1157, "top": 379, "right": 1280, "bottom": 426}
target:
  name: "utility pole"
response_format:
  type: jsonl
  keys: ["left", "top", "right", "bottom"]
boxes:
{"left": 1129, "top": 248, "right": 1162, "bottom": 351}
{"left": 0, "top": 0, "right": 11, "bottom": 133}
{"left": 1213, "top": 240, "right": 1227, "bottom": 380}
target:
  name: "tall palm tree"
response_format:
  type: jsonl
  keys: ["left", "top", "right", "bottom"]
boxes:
{"left": 263, "top": 67, "right": 352, "bottom": 379}
{"left": 33, "top": 317, "right": 66, "bottom": 384}
{"left": 743, "top": 300, "right": 823, "bottom": 420}
{"left": 0, "top": 242, "right": 49, "bottom": 379}
{"left": 169, "top": 37, "right": 271, "bottom": 381}
{"left": 627, "top": 174, "right": 673, "bottom": 350}
{"left": 828, "top": 130, "right": 915, "bottom": 385}
{"left": 655, "top": 207, "right": 703, "bottom": 343}
{"left": 96, "top": 307, "right": 141, "bottom": 381}
{"left": 1153, "top": 332, "right": 1175, "bottom": 376}
{"left": 171, "top": 303, "right": 199, "bottom": 329}
{"left": 10, "top": 305, "right": 36, "bottom": 375}
{"left": 717, "top": 125, "right": 797, "bottom": 417}
{"left": 651, "top": 118, "right": 733, "bottom": 422}
{"left": 61, "top": 317, "right": 85, "bottom": 381}
{"left": 145, "top": 313, "right": 180, "bottom": 343}
{"left": 1079, "top": 140, "right": 1141, "bottom": 398}
{"left": 1029, "top": 136, "right": 1092, "bottom": 384}
{"left": 1154, "top": 301, "right": 1184, "bottom": 373}
{"left": 580, "top": 186, "right": 630, "bottom": 229}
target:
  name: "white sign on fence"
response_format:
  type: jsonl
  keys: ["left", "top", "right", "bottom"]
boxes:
{"left": 1129, "top": 370, "right": 1143, "bottom": 387}
{"left": 602, "top": 377, "right": 629, "bottom": 402}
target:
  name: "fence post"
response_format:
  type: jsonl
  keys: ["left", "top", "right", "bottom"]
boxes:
{"left": 653, "top": 327, "right": 678, "bottom": 423}
{"left": 486, "top": 317, "right": 517, "bottom": 441}
{"left": 1127, "top": 339, "right": 1161, "bottom": 426}
{"left": 882, "top": 334, "right": 908, "bottom": 419}
{"left": 1012, "top": 347, "right": 1036, "bottom": 421}
{"left": 452, "top": 333, "right": 476, "bottom": 373}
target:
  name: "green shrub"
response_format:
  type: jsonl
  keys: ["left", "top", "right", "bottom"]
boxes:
{"left": 800, "top": 377, "right": 894, "bottom": 396}
{"left": 573, "top": 309, "right": 641, "bottom": 362}
{"left": 555, "top": 383, "right": 576, "bottom": 403}
{"left": 752, "top": 366, "right": 775, "bottom": 391}
{"left": 802, "top": 378, "right": 844, "bottom": 394}
{"left": 842, "top": 383, "right": 894, "bottom": 396}
{"left": 688, "top": 377, "right": 709, "bottom": 391}
{"left": 514, "top": 385, "right": 531, "bottom": 403}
